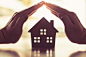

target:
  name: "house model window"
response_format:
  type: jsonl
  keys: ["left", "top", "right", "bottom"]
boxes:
{"left": 46, "top": 37, "right": 53, "bottom": 43}
{"left": 34, "top": 37, "right": 40, "bottom": 43}
{"left": 40, "top": 29, "right": 46, "bottom": 35}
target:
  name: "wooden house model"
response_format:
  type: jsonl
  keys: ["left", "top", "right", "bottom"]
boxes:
{"left": 28, "top": 17, "right": 58, "bottom": 48}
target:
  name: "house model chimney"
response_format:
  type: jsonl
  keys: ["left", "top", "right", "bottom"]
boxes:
{"left": 50, "top": 20, "right": 54, "bottom": 26}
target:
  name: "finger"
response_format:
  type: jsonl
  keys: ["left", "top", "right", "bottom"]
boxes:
{"left": 45, "top": 2, "right": 69, "bottom": 14}
{"left": 50, "top": 10, "right": 59, "bottom": 17}
{"left": 12, "top": 9, "right": 37, "bottom": 28}
{"left": 14, "top": 15, "right": 28, "bottom": 28}
{"left": 60, "top": 13, "right": 83, "bottom": 31}
{"left": 5, "top": 1, "right": 43, "bottom": 28}
{"left": 8, "top": 1, "right": 44, "bottom": 27}
{"left": 45, "top": 2, "right": 83, "bottom": 28}
{"left": 15, "top": 1, "right": 44, "bottom": 18}
{"left": 8, "top": 9, "right": 37, "bottom": 29}
{"left": 51, "top": 11, "right": 73, "bottom": 25}
{"left": 45, "top": 3, "right": 75, "bottom": 24}
{"left": 6, "top": 12, "right": 19, "bottom": 28}
{"left": 6, "top": 17, "right": 17, "bottom": 29}
{"left": 60, "top": 14, "right": 73, "bottom": 28}
{"left": 28, "top": 10, "right": 37, "bottom": 17}
{"left": 50, "top": 10, "right": 73, "bottom": 28}
{"left": 9, "top": 17, "right": 17, "bottom": 28}
{"left": 67, "top": 12, "right": 84, "bottom": 30}
{"left": 4, "top": 12, "right": 18, "bottom": 27}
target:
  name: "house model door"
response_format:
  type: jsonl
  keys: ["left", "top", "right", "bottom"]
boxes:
{"left": 40, "top": 36, "right": 46, "bottom": 47}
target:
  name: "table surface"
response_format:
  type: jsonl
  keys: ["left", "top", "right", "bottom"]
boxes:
{"left": 0, "top": 37, "right": 86, "bottom": 57}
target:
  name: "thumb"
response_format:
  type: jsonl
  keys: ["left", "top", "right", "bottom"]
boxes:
{"left": 59, "top": 13, "right": 73, "bottom": 28}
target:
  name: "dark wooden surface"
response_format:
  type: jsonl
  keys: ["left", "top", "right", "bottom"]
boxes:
{"left": 0, "top": 37, "right": 86, "bottom": 57}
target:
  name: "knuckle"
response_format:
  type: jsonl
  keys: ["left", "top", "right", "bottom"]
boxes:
{"left": 59, "top": 13, "right": 67, "bottom": 19}
{"left": 60, "top": 15, "right": 68, "bottom": 20}
{"left": 14, "top": 12, "right": 18, "bottom": 15}
{"left": 13, "top": 12, "right": 19, "bottom": 17}
{"left": 69, "top": 12, "right": 76, "bottom": 15}
{"left": 61, "top": 15, "right": 68, "bottom": 18}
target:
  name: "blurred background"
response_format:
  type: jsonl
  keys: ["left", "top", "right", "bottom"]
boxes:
{"left": 0, "top": 0, "right": 86, "bottom": 57}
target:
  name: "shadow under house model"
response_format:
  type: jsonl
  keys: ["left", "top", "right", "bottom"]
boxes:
{"left": 28, "top": 17, "right": 59, "bottom": 48}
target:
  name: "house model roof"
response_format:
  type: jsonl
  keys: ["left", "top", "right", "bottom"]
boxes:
{"left": 28, "top": 17, "right": 58, "bottom": 32}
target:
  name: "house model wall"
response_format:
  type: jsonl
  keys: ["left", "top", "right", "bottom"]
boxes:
{"left": 28, "top": 17, "right": 58, "bottom": 48}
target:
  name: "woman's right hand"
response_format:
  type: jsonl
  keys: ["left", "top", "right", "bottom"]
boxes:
{"left": 45, "top": 2, "right": 86, "bottom": 44}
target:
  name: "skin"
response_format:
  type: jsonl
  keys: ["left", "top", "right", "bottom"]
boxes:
{"left": 45, "top": 2, "right": 86, "bottom": 44}
{"left": 0, "top": 1, "right": 44, "bottom": 43}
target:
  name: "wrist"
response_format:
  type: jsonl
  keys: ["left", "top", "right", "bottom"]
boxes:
{"left": 0, "top": 30, "right": 7, "bottom": 43}
{"left": 82, "top": 28, "right": 86, "bottom": 44}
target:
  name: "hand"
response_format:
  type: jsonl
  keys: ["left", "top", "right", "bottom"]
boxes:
{"left": 0, "top": 1, "right": 44, "bottom": 43}
{"left": 45, "top": 2, "right": 86, "bottom": 44}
